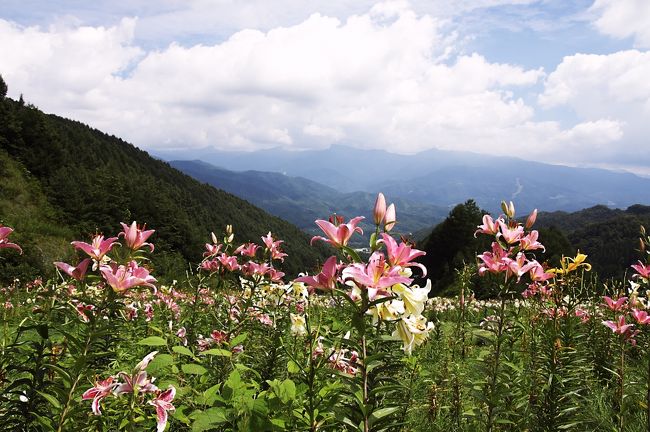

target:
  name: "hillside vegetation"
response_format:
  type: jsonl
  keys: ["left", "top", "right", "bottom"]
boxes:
{"left": 0, "top": 78, "right": 327, "bottom": 280}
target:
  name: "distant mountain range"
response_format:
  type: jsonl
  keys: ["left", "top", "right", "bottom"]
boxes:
{"left": 155, "top": 145, "right": 650, "bottom": 216}
{"left": 168, "top": 160, "right": 449, "bottom": 243}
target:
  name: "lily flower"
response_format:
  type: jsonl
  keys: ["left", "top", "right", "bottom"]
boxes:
{"left": 474, "top": 215, "right": 500, "bottom": 237}
{"left": 343, "top": 252, "right": 412, "bottom": 300}
{"left": 519, "top": 230, "right": 545, "bottom": 252}
{"left": 290, "top": 313, "right": 307, "bottom": 336}
{"left": 72, "top": 235, "right": 118, "bottom": 261}
{"left": 373, "top": 193, "right": 387, "bottom": 225}
{"left": 311, "top": 216, "right": 364, "bottom": 248}
{"left": 477, "top": 242, "right": 509, "bottom": 275}
{"left": 384, "top": 204, "right": 396, "bottom": 232}
{"left": 217, "top": 253, "right": 240, "bottom": 272}
{"left": 525, "top": 209, "right": 538, "bottom": 229}
{"left": 148, "top": 386, "right": 176, "bottom": 432}
{"left": 54, "top": 258, "right": 92, "bottom": 281}
{"left": 392, "top": 314, "right": 434, "bottom": 355}
{"left": 503, "top": 253, "right": 539, "bottom": 280}
{"left": 602, "top": 315, "right": 635, "bottom": 335}
{"left": 203, "top": 241, "right": 222, "bottom": 257}
{"left": 631, "top": 261, "right": 650, "bottom": 279}
{"left": 528, "top": 263, "right": 554, "bottom": 282}
{"left": 497, "top": 220, "right": 524, "bottom": 244}
{"left": 120, "top": 221, "right": 155, "bottom": 252}
{"left": 234, "top": 242, "right": 259, "bottom": 258}
{"left": 381, "top": 233, "right": 427, "bottom": 276}
{"left": 100, "top": 261, "right": 157, "bottom": 294}
{"left": 0, "top": 226, "right": 22, "bottom": 253}
{"left": 633, "top": 309, "right": 650, "bottom": 325}
{"left": 603, "top": 296, "right": 628, "bottom": 312}
{"left": 295, "top": 256, "right": 339, "bottom": 292}
{"left": 392, "top": 280, "right": 431, "bottom": 316}
{"left": 82, "top": 376, "right": 117, "bottom": 416}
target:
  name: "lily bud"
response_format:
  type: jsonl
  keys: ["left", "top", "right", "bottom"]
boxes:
{"left": 210, "top": 231, "right": 218, "bottom": 244}
{"left": 373, "top": 193, "right": 387, "bottom": 225}
{"left": 640, "top": 238, "right": 646, "bottom": 253}
{"left": 384, "top": 203, "right": 396, "bottom": 232}
{"left": 508, "top": 201, "right": 515, "bottom": 219}
{"left": 500, "top": 201, "right": 509, "bottom": 216}
{"left": 641, "top": 225, "right": 646, "bottom": 236}
{"left": 525, "top": 209, "right": 538, "bottom": 229}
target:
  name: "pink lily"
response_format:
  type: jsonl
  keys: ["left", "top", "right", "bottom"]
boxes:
{"left": 525, "top": 209, "right": 538, "bottom": 229}
{"left": 474, "top": 214, "right": 500, "bottom": 237}
{"left": 100, "top": 261, "right": 157, "bottom": 293}
{"left": 203, "top": 242, "right": 222, "bottom": 257}
{"left": 72, "top": 235, "right": 118, "bottom": 261}
{"left": 603, "top": 296, "right": 628, "bottom": 312}
{"left": 54, "top": 258, "right": 92, "bottom": 281}
{"left": 631, "top": 261, "right": 650, "bottom": 279}
{"left": 295, "top": 256, "right": 339, "bottom": 292}
{"left": 311, "top": 216, "right": 364, "bottom": 248}
{"left": 0, "top": 226, "right": 22, "bottom": 253}
{"left": 149, "top": 386, "right": 176, "bottom": 432}
{"left": 234, "top": 242, "right": 259, "bottom": 258}
{"left": 217, "top": 253, "right": 240, "bottom": 272}
{"left": 242, "top": 261, "right": 271, "bottom": 277}
{"left": 114, "top": 370, "right": 158, "bottom": 395}
{"left": 602, "top": 315, "right": 635, "bottom": 335}
{"left": 120, "top": 221, "right": 155, "bottom": 252}
{"left": 528, "top": 263, "right": 554, "bottom": 282}
{"left": 380, "top": 233, "right": 427, "bottom": 276}
{"left": 497, "top": 220, "right": 524, "bottom": 244}
{"left": 343, "top": 252, "right": 412, "bottom": 300}
{"left": 82, "top": 376, "right": 117, "bottom": 415}
{"left": 268, "top": 268, "right": 285, "bottom": 282}
{"left": 384, "top": 204, "right": 396, "bottom": 232}
{"left": 374, "top": 193, "right": 387, "bottom": 225}
{"left": 261, "top": 232, "right": 288, "bottom": 261}
{"left": 633, "top": 309, "right": 650, "bottom": 325}
{"left": 519, "top": 230, "right": 545, "bottom": 252}
{"left": 477, "top": 242, "right": 509, "bottom": 275}
{"left": 504, "top": 253, "right": 539, "bottom": 280}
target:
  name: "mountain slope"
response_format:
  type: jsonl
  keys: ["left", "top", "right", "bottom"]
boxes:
{"left": 0, "top": 92, "right": 327, "bottom": 279}
{"left": 156, "top": 145, "right": 650, "bottom": 214}
{"left": 169, "top": 160, "right": 449, "bottom": 243}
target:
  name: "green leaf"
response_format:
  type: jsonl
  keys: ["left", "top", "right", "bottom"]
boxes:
{"left": 200, "top": 348, "right": 232, "bottom": 357}
{"left": 229, "top": 333, "right": 247, "bottom": 348}
{"left": 369, "top": 406, "right": 400, "bottom": 425}
{"left": 137, "top": 336, "right": 167, "bottom": 346}
{"left": 191, "top": 408, "right": 228, "bottom": 432}
{"left": 172, "top": 345, "right": 196, "bottom": 358}
{"left": 36, "top": 390, "right": 61, "bottom": 409}
{"left": 182, "top": 363, "right": 208, "bottom": 375}
{"left": 147, "top": 353, "right": 174, "bottom": 373}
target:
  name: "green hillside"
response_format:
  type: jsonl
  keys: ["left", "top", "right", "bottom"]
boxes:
{"left": 0, "top": 78, "right": 327, "bottom": 280}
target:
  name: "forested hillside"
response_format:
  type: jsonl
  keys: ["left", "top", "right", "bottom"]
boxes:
{"left": 0, "top": 77, "right": 327, "bottom": 280}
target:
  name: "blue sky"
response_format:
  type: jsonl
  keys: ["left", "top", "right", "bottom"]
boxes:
{"left": 1, "top": 0, "right": 649, "bottom": 173}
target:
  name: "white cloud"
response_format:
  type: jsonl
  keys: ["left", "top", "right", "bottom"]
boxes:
{"left": 540, "top": 50, "right": 650, "bottom": 164}
{"left": 590, "top": 0, "right": 650, "bottom": 48}
{"left": 0, "top": 1, "right": 641, "bottom": 171}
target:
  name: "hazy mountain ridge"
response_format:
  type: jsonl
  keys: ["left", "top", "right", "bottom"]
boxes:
{"left": 157, "top": 144, "right": 650, "bottom": 215}
{"left": 169, "top": 160, "right": 449, "bottom": 242}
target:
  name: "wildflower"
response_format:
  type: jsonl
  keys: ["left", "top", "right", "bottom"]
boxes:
{"left": 392, "top": 314, "right": 434, "bottom": 355}
{"left": 0, "top": 225, "right": 22, "bottom": 253}
{"left": 603, "top": 296, "right": 628, "bottom": 312}
{"left": 54, "top": 259, "right": 92, "bottom": 281}
{"left": 525, "top": 209, "right": 538, "bottom": 229}
{"left": 295, "top": 256, "right": 339, "bottom": 292}
{"left": 373, "top": 193, "right": 387, "bottom": 225}
{"left": 519, "top": 230, "right": 545, "bottom": 252}
{"left": 234, "top": 242, "right": 258, "bottom": 258}
{"left": 602, "top": 315, "right": 635, "bottom": 336}
{"left": 343, "top": 252, "right": 412, "bottom": 300}
{"left": 497, "top": 220, "right": 524, "bottom": 244}
{"left": 148, "top": 386, "right": 176, "bottom": 432}
{"left": 82, "top": 376, "right": 117, "bottom": 415}
{"left": 311, "top": 216, "right": 364, "bottom": 248}
{"left": 262, "top": 232, "right": 287, "bottom": 262}
{"left": 477, "top": 242, "right": 509, "bottom": 275}
{"left": 100, "top": 261, "right": 157, "bottom": 294}
{"left": 632, "top": 261, "right": 650, "bottom": 279}
{"left": 475, "top": 214, "right": 500, "bottom": 237}
{"left": 290, "top": 313, "right": 307, "bottom": 336}
{"left": 384, "top": 204, "right": 396, "bottom": 232}
{"left": 203, "top": 241, "right": 222, "bottom": 257}
{"left": 120, "top": 221, "right": 155, "bottom": 252}
{"left": 72, "top": 235, "right": 118, "bottom": 261}
{"left": 381, "top": 233, "right": 427, "bottom": 276}
{"left": 392, "top": 280, "right": 431, "bottom": 316}
{"left": 633, "top": 309, "right": 650, "bottom": 325}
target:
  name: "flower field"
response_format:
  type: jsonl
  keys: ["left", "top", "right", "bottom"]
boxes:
{"left": 2, "top": 196, "right": 650, "bottom": 431}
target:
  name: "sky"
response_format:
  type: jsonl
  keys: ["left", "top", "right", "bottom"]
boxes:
{"left": 1, "top": 0, "right": 649, "bottom": 174}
